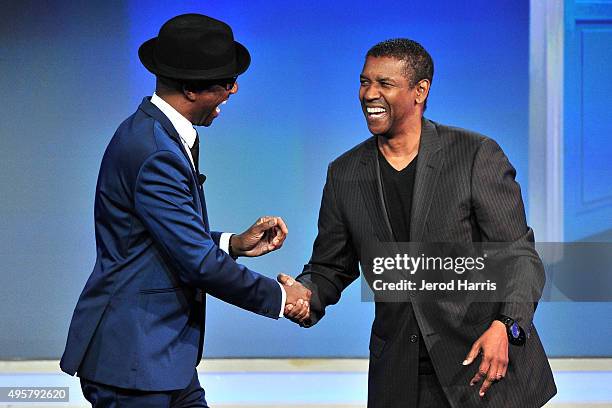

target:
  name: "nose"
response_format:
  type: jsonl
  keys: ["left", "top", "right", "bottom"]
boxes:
{"left": 362, "top": 83, "right": 380, "bottom": 101}
{"left": 229, "top": 81, "right": 238, "bottom": 94}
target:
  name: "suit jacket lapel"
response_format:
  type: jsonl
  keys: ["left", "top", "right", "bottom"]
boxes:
{"left": 139, "top": 97, "right": 182, "bottom": 141}
{"left": 139, "top": 98, "right": 210, "bottom": 230}
{"left": 139, "top": 98, "right": 196, "bottom": 173}
{"left": 410, "top": 118, "right": 443, "bottom": 242}
{"left": 358, "top": 137, "right": 394, "bottom": 241}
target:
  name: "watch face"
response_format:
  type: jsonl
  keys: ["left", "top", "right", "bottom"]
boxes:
{"left": 511, "top": 322, "right": 520, "bottom": 338}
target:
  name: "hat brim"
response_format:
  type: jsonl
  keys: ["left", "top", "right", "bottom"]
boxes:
{"left": 138, "top": 37, "right": 251, "bottom": 80}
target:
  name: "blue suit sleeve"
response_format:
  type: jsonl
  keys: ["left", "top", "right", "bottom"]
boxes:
{"left": 210, "top": 231, "right": 222, "bottom": 246}
{"left": 133, "top": 150, "right": 281, "bottom": 319}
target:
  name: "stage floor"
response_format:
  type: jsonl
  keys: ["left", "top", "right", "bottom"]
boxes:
{"left": 0, "top": 359, "right": 610, "bottom": 407}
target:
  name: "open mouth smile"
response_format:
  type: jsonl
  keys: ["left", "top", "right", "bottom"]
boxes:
{"left": 215, "top": 100, "right": 228, "bottom": 115}
{"left": 366, "top": 106, "right": 387, "bottom": 119}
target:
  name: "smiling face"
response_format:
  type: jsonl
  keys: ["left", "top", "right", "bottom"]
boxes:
{"left": 359, "top": 56, "right": 422, "bottom": 137}
{"left": 190, "top": 81, "right": 238, "bottom": 127}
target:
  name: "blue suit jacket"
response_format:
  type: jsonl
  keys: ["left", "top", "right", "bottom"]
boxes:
{"left": 60, "top": 98, "right": 282, "bottom": 391}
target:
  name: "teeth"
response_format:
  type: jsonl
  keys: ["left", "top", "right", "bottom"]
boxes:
{"left": 367, "top": 107, "right": 386, "bottom": 114}
{"left": 215, "top": 107, "right": 220, "bottom": 113}
{"left": 221, "top": 100, "right": 227, "bottom": 105}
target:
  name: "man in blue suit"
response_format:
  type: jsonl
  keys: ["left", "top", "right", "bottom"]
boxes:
{"left": 60, "top": 14, "right": 311, "bottom": 407}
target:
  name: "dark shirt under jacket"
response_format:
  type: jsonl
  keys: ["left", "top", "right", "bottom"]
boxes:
{"left": 378, "top": 150, "right": 435, "bottom": 375}
{"left": 378, "top": 150, "right": 417, "bottom": 242}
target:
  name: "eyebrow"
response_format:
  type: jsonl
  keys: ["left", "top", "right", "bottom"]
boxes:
{"left": 360, "top": 75, "right": 395, "bottom": 82}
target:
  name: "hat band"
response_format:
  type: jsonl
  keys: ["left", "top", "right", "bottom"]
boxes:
{"left": 152, "top": 54, "right": 238, "bottom": 80}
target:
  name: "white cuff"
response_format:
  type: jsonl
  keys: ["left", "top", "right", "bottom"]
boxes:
{"left": 220, "top": 232, "right": 233, "bottom": 255}
{"left": 277, "top": 281, "right": 286, "bottom": 318}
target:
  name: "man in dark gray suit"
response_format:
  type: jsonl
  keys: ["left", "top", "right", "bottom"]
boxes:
{"left": 280, "top": 39, "right": 557, "bottom": 407}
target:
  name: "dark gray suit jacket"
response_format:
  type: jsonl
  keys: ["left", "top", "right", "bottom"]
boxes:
{"left": 297, "top": 118, "right": 557, "bottom": 408}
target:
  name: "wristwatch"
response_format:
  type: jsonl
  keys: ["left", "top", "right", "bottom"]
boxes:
{"left": 495, "top": 314, "right": 526, "bottom": 346}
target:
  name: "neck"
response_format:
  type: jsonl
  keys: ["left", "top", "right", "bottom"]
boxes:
{"left": 156, "top": 92, "right": 194, "bottom": 123}
{"left": 378, "top": 116, "right": 422, "bottom": 159}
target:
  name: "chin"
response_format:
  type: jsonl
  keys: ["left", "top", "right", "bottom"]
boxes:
{"left": 367, "top": 124, "right": 389, "bottom": 136}
{"left": 365, "top": 117, "right": 390, "bottom": 135}
{"left": 200, "top": 117, "right": 214, "bottom": 127}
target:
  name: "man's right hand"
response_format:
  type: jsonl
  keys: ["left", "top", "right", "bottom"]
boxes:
{"left": 277, "top": 273, "right": 311, "bottom": 323}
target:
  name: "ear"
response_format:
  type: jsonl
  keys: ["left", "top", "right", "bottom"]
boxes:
{"left": 415, "top": 79, "right": 430, "bottom": 105}
{"left": 182, "top": 85, "right": 198, "bottom": 102}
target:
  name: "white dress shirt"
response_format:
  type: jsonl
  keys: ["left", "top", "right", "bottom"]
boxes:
{"left": 150, "top": 93, "right": 286, "bottom": 317}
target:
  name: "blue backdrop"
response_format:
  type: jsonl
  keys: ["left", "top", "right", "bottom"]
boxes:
{"left": 0, "top": 0, "right": 608, "bottom": 358}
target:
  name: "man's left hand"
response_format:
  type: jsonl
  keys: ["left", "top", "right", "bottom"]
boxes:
{"left": 462, "top": 320, "right": 509, "bottom": 398}
{"left": 230, "top": 216, "right": 288, "bottom": 257}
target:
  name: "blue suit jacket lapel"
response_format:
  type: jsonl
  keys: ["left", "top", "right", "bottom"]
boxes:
{"left": 138, "top": 97, "right": 210, "bottom": 231}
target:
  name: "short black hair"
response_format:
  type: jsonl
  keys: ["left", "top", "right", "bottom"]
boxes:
{"left": 367, "top": 38, "right": 434, "bottom": 87}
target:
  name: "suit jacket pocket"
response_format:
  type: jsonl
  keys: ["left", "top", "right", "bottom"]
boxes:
{"left": 139, "top": 286, "right": 182, "bottom": 294}
{"left": 369, "top": 331, "right": 387, "bottom": 359}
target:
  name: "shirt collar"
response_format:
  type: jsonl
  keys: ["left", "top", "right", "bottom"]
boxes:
{"left": 150, "top": 93, "right": 197, "bottom": 148}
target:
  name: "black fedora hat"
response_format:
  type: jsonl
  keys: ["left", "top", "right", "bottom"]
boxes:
{"left": 138, "top": 13, "right": 250, "bottom": 81}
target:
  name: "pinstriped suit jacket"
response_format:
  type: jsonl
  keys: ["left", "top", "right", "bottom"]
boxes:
{"left": 297, "top": 118, "right": 557, "bottom": 408}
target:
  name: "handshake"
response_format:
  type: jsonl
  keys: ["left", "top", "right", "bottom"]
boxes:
{"left": 277, "top": 273, "right": 311, "bottom": 323}
{"left": 229, "top": 216, "right": 311, "bottom": 323}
